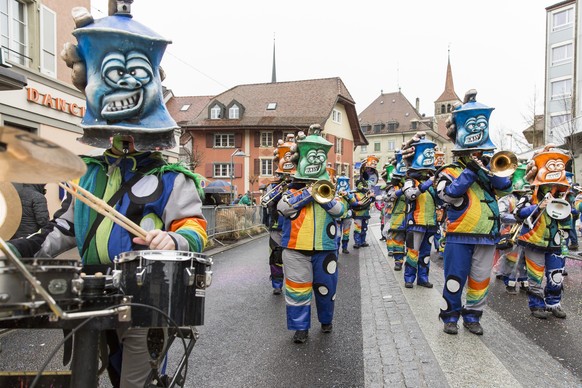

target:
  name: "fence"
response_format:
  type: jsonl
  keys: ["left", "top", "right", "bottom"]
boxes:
{"left": 201, "top": 205, "right": 267, "bottom": 241}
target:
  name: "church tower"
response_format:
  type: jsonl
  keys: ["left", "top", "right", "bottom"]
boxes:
{"left": 434, "top": 51, "right": 461, "bottom": 138}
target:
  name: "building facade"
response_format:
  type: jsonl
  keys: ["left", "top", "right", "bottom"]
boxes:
{"left": 177, "top": 78, "right": 367, "bottom": 203}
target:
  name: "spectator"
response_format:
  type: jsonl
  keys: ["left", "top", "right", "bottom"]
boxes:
{"left": 11, "top": 183, "right": 50, "bottom": 239}
{"left": 232, "top": 194, "right": 243, "bottom": 205}
{"left": 239, "top": 191, "right": 252, "bottom": 206}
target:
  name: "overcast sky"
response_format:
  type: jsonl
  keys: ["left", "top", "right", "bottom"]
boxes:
{"left": 89, "top": 0, "right": 552, "bottom": 151}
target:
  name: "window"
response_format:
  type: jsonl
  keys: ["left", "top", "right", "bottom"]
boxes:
{"left": 260, "top": 131, "right": 273, "bottom": 147}
{"left": 214, "top": 133, "right": 234, "bottom": 148}
{"left": 440, "top": 105, "right": 446, "bottom": 114}
{"left": 550, "top": 113, "right": 571, "bottom": 128}
{"left": 210, "top": 105, "right": 222, "bottom": 119}
{"left": 361, "top": 145, "right": 367, "bottom": 153}
{"left": 260, "top": 159, "right": 273, "bottom": 176}
{"left": 387, "top": 141, "right": 395, "bottom": 151}
{"left": 180, "top": 104, "right": 191, "bottom": 111}
{"left": 553, "top": 8, "right": 573, "bottom": 30}
{"left": 335, "top": 137, "right": 343, "bottom": 154}
{"left": 1, "top": 0, "right": 28, "bottom": 66}
{"left": 213, "top": 163, "right": 232, "bottom": 178}
{"left": 373, "top": 123, "right": 384, "bottom": 133}
{"left": 267, "top": 102, "right": 277, "bottom": 110}
{"left": 332, "top": 109, "right": 342, "bottom": 124}
{"left": 551, "top": 78, "right": 572, "bottom": 100}
{"left": 387, "top": 121, "right": 399, "bottom": 132}
{"left": 361, "top": 124, "right": 371, "bottom": 133}
{"left": 229, "top": 104, "right": 240, "bottom": 119}
{"left": 411, "top": 121, "right": 418, "bottom": 130}
{"left": 40, "top": 5, "right": 56, "bottom": 76}
{"left": 374, "top": 142, "right": 381, "bottom": 152}
{"left": 552, "top": 42, "right": 573, "bottom": 65}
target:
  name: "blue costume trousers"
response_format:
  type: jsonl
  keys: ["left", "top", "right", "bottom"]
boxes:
{"left": 404, "top": 230, "right": 432, "bottom": 284}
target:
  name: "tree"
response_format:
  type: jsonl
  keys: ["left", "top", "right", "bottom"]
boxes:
{"left": 548, "top": 96, "right": 580, "bottom": 181}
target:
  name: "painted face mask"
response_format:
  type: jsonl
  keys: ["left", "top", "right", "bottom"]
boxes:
{"left": 336, "top": 175, "right": 350, "bottom": 193}
{"left": 434, "top": 150, "right": 445, "bottom": 167}
{"left": 408, "top": 137, "right": 436, "bottom": 171}
{"left": 393, "top": 151, "right": 407, "bottom": 177}
{"left": 531, "top": 151, "right": 570, "bottom": 188}
{"left": 452, "top": 90, "right": 496, "bottom": 153}
{"left": 72, "top": 7, "right": 178, "bottom": 150}
{"left": 293, "top": 124, "right": 332, "bottom": 181}
{"left": 275, "top": 139, "right": 296, "bottom": 174}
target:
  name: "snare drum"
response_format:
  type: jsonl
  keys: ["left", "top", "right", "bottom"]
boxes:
{"left": 0, "top": 257, "right": 83, "bottom": 319}
{"left": 115, "top": 250, "right": 212, "bottom": 328}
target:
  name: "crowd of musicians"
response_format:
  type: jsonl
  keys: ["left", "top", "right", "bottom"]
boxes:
{"left": 262, "top": 89, "right": 580, "bottom": 342}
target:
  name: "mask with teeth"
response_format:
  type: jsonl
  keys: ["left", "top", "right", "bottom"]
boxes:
{"left": 293, "top": 124, "right": 332, "bottom": 181}
{"left": 72, "top": 10, "right": 178, "bottom": 151}
{"left": 452, "top": 90, "right": 496, "bottom": 153}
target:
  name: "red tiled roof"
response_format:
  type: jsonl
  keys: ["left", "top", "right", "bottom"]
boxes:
{"left": 167, "top": 95, "right": 214, "bottom": 124}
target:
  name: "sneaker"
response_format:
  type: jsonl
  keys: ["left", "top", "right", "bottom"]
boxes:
{"left": 353, "top": 245, "right": 360, "bottom": 249}
{"left": 404, "top": 282, "right": 413, "bottom": 288}
{"left": 520, "top": 281, "right": 529, "bottom": 292}
{"left": 463, "top": 321, "right": 484, "bottom": 335}
{"left": 293, "top": 330, "right": 309, "bottom": 344}
{"left": 321, "top": 323, "right": 333, "bottom": 333}
{"left": 342, "top": 249, "right": 350, "bottom": 254}
{"left": 273, "top": 288, "right": 282, "bottom": 295}
{"left": 361, "top": 242, "right": 370, "bottom": 247}
{"left": 548, "top": 306, "right": 567, "bottom": 319}
{"left": 394, "top": 262, "right": 403, "bottom": 271}
{"left": 417, "top": 281, "right": 433, "bottom": 288}
{"left": 443, "top": 322, "right": 458, "bottom": 335}
{"left": 531, "top": 308, "right": 549, "bottom": 319}
{"left": 505, "top": 285, "right": 517, "bottom": 295}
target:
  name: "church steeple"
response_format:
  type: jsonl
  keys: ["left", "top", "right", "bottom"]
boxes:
{"left": 435, "top": 50, "right": 460, "bottom": 103}
{"left": 271, "top": 35, "right": 277, "bottom": 83}
{"left": 434, "top": 50, "right": 462, "bottom": 138}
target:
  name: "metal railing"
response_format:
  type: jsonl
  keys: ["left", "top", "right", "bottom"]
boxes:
{"left": 201, "top": 205, "right": 268, "bottom": 241}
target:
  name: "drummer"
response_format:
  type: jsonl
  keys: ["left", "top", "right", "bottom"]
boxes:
{"left": 7, "top": 3, "right": 208, "bottom": 387}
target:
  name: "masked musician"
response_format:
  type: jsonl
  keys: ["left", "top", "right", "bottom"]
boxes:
{"left": 433, "top": 148, "right": 447, "bottom": 259}
{"left": 515, "top": 147, "right": 572, "bottom": 319}
{"left": 434, "top": 90, "right": 512, "bottom": 335}
{"left": 400, "top": 134, "right": 438, "bottom": 289}
{"left": 336, "top": 174, "right": 354, "bottom": 254}
{"left": 348, "top": 155, "right": 378, "bottom": 249}
{"left": 262, "top": 135, "right": 296, "bottom": 295}
{"left": 384, "top": 151, "right": 408, "bottom": 271}
{"left": 277, "top": 125, "right": 347, "bottom": 344}
{"left": 493, "top": 164, "right": 530, "bottom": 294}
{"left": 6, "top": 5, "right": 209, "bottom": 387}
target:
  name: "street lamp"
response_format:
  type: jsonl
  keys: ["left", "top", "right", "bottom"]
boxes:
{"left": 230, "top": 148, "right": 246, "bottom": 204}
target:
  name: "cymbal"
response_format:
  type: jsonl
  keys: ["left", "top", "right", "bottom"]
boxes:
{"left": 0, "top": 126, "right": 87, "bottom": 183}
{"left": 0, "top": 182, "right": 22, "bottom": 239}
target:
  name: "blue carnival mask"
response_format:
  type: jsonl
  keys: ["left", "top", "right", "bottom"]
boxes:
{"left": 336, "top": 176, "right": 350, "bottom": 192}
{"left": 452, "top": 91, "right": 496, "bottom": 153}
{"left": 394, "top": 151, "right": 407, "bottom": 177}
{"left": 73, "top": 11, "right": 178, "bottom": 150}
{"left": 409, "top": 138, "right": 436, "bottom": 171}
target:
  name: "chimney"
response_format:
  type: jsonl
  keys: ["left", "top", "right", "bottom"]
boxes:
{"left": 415, "top": 97, "right": 420, "bottom": 112}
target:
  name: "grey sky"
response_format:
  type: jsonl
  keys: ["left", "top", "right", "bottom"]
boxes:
{"left": 90, "top": 1, "right": 550, "bottom": 150}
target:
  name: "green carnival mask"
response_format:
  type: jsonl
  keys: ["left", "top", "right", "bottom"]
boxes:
{"left": 293, "top": 124, "right": 332, "bottom": 181}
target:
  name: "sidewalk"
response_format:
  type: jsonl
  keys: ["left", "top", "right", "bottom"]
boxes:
{"left": 360, "top": 222, "right": 581, "bottom": 388}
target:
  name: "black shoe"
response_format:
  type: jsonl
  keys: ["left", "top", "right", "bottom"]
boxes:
{"left": 463, "top": 321, "right": 484, "bottom": 335}
{"left": 404, "top": 282, "right": 413, "bottom": 288}
{"left": 342, "top": 249, "right": 350, "bottom": 254}
{"left": 379, "top": 237, "right": 386, "bottom": 241}
{"left": 495, "top": 274, "right": 503, "bottom": 280}
{"left": 293, "top": 330, "right": 309, "bottom": 343}
{"left": 321, "top": 323, "right": 333, "bottom": 333}
{"left": 353, "top": 245, "right": 360, "bottom": 249}
{"left": 569, "top": 244, "right": 578, "bottom": 250}
{"left": 417, "top": 281, "right": 433, "bottom": 288}
{"left": 563, "top": 270, "right": 568, "bottom": 276}
{"left": 273, "top": 288, "right": 282, "bottom": 295}
{"left": 505, "top": 285, "right": 517, "bottom": 295}
{"left": 520, "top": 281, "right": 529, "bottom": 292}
{"left": 547, "top": 306, "right": 567, "bottom": 319}
{"left": 531, "top": 308, "right": 549, "bottom": 319}
{"left": 361, "top": 242, "right": 369, "bottom": 247}
{"left": 443, "top": 322, "right": 458, "bottom": 335}
{"left": 394, "top": 262, "right": 403, "bottom": 271}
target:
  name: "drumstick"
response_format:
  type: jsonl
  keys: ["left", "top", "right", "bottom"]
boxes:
{"left": 58, "top": 182, "right": 148, "bottom": 239}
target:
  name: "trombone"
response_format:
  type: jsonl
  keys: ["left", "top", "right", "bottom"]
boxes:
{"left": 457, "top": 150, "right": 518, "bottom": 178}
{"left": 260, "top": 180, "right": 288, "bottom": 206}
{"left": 310, "top": 180, "right": 336, "bottom": 205}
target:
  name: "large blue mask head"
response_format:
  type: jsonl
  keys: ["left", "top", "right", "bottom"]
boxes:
{"left": 336, "top": 175, "right": 351, "bottom": 192}
{"left": 452, "top": 90, "right": 496, "bottom": 153}
{"left": 72, "top": 10, "right": 177, "bottom": 150}
{"left": 409, "top": 137, "right": 436, "bottom": 171}
{"left": 393, "top": 150, "right": 407, "bottom": 177}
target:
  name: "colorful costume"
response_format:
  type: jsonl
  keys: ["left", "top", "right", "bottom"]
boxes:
{"left": 350, "top": 180, "right": 374, "bottom": 248}
{"left": 336, "top": 175, "right": 353, "bottom": 254}
{"left": 435, "top": 90, "right": 511, "bottom": 335}
{"left": 402, "top": 136, "right": 437, "bottom": 288}
{"left": 277, "top": 125, "right": 347, "bottom": 344}
{"left": 385, "top": 151, "right": 407, "bottom": 271}
{"left": 515, "top": 149, "right": 571, "bottom": 319}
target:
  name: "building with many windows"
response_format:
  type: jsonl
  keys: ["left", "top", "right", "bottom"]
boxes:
{"left": 177, "top": 77, "right": 367, "bottom": 202}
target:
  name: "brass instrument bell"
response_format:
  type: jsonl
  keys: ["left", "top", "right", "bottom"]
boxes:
{"left": 311, "top": 180, "right": 336, "bottom": 205}
{"left": 490, "top": 151, "right": 518, "bottom": 178}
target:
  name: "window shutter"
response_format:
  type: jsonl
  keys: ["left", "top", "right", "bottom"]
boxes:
{"left": 206, "top": 133, "right": 214, "bottom": 148}
{"left": 234, "top": 163, "right": 242, "bottom": 178}
{"left": 205, "top": 163, "right": 213, "bottom": 177}
{"left": 235, "top": 133, "right": 242, "bottom": 148}
{"left": 341, "top": 138, "right": 344, "bottom": 155}
{"left": 274, "top": 130, "right": 282, "bottom": 143}
{"left": 254, "top": 131, "right": 260, "bottom": 147}
{"left": 254, "top": 159, "right": 260, "bottom": 175}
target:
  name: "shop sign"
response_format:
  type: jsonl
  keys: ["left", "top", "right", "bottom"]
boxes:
{"left": 26, "top": 87, "right": 86, "bottom": 118}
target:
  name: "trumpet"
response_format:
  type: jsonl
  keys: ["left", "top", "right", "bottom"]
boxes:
{"left": 310, "top": 179, "right": 336, "bottom": 205}
{"left": 260, "top": 180, "right": 288, "bottom": 206}
{"left": 490, "top": 151, "right": 518, "bottom": 178}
